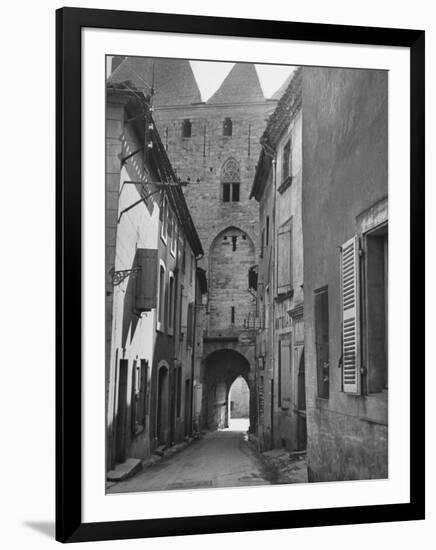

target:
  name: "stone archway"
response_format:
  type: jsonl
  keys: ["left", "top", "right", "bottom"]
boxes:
{"left": 204, "top": 349, "right": 251, "bottom": 430}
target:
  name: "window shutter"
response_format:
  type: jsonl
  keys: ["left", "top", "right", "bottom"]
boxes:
{"left": 277, "top": 223, "right": 292, "bottom": 294}
{"left": 135, "top": 248, "right": 158, "bottom": 312}
{"left": 131, "top": 360, "right": 138, "bottom": 435}
{"left": 341, "top": 236, "right": 361, "bottom": 394}
{"left": 279, "top": 336, "right": 292, "bottom": 407}
{"left": 186, "top": 302, "right": 194, "bottom": 347}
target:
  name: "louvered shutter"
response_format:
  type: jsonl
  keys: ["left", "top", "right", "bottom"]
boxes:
{"left": 186, "top": 302, "right": 194, "bottom": 347}
{"left": 279, "top": 336, "right": 292, "bottom": 407}
{"left": 277, "top": 223, "right": 292, "bottom": 294}
{"left": 341, "top": 236, "right": 361, "bottom": 394}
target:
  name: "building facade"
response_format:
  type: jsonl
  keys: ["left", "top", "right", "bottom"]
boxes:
{"left": 105, "top": 83, "right": 205, "bottom": 473}
{"left": 109, "top": 59, "right": 278, "bottom": 432}
{"left": 302, "top": 67, "right": 388, "bottom": 481}
{"left": 250, "top": 69, "right": 306, "bottom": 452}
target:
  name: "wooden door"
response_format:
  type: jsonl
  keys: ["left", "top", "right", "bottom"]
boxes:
{"left": 115, "top": 359, "right": 128, "bottom": 463}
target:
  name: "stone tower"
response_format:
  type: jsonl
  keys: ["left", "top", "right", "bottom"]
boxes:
{"left": 109, "top": 58, "right": 277, "bottom": 430}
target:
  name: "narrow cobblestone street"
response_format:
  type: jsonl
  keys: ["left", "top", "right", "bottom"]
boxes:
{"left": 104, "top": 58, "right": 389, "bottom": 491}
{"left": 108, "top": 420, "right": 272, "bottom": 493}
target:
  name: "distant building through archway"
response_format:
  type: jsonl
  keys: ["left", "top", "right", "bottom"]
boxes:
{"left": 228, "top": 376, "right": 250, "bottom": 431}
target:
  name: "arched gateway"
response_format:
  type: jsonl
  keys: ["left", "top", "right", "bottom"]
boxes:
{"left": 203, "top": 349, "right": 253, "bottom": 431}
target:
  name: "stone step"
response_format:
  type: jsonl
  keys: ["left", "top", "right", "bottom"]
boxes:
{"left": 152, "top": 445, "right": 167, "bottom": 457}
{"left": 106, "top": 458, "right": 142, "bottom": 482}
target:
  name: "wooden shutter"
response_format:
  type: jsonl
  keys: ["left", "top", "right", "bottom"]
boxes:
{"left": 137, "top": 359, "right": 148, "bottom": 426}
{"left": 135, "top": 248, "right": 158, "bottom": 312}
{"left": 341, "top": 236, "right": 361, "bottom": 394}
{"left": 131, "top": 360, "right": 138, "bottom": 435}
{"left": 279, "top": 336, "right": 292, "bottom": 407}
{"left": 277, "top": 222, "right": 292, "bottom": 294}
{"left": 186, "top": 302, "right": 194, "bottom": 347}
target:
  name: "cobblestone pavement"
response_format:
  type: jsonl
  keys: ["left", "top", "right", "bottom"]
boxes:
{"left": 107, "top": 419, "right": 271, "bottom": 494}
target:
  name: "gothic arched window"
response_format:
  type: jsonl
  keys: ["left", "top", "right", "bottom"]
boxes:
{"left": 182, "top": 119, "right": 192, "bottom": 138}
{"left": 223, "top": 117, "right": 232, "bottom": 136}
{"left": 221, "top": 158, "right": 240, "bottom": 202}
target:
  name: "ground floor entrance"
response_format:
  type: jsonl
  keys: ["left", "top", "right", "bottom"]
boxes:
{"left": 203, "top": 348, "right": 253, "bottom": 431}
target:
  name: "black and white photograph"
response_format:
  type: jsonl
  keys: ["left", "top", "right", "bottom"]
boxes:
{"left": 105, "top": 56, "right": 388, "bottom": 494}
{"left": 0, "top": 0, "right": 430, "bottom": 547}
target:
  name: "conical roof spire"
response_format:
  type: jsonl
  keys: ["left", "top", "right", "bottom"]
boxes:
{"left": 207, "top": 63, "right": 265, "bottom": 105}
{"left": 108, "top": 57, "right": 202, "bottom": 106}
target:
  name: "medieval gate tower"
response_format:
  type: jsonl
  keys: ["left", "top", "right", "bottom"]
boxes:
{"left": 110, "top": 58, "right": 277, "bottom": 431}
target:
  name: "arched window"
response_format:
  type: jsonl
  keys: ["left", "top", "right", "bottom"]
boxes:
{"left": 182, "top": 119, "right": 192, "bottom": 138}
{"left": 221, "top": 158, "right": 240, "bottom": 202}
{"left": 223, "top": 117, "right": 232, "bottom": 136}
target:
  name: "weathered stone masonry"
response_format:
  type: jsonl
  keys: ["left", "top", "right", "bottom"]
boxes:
{"left": 110, "top": 59, "right": 277, "bottom": 430}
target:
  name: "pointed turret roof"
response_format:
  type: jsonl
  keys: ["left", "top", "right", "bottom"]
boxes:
{"left": 207, "top": 63, "right": 265, "bottom": 105}
{"left": 108, "top": 57, "right": 202, "bottom": 106}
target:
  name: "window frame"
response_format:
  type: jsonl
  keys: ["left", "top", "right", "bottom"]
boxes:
{"left": 170, "top": 217, "right": 177, "bottom": 257}
{"left": 160, "top": 196, "right": 168, "bottom": 244}
{"left": 278, "top": 333, "right": 292, "bottom": 409}
{"left": 232, "top": 182, "right": 240, "bottom": 202}
{"left": 362, "top": 222, "right": 388, "bottom": 395}
{"left": 167, "top": 271, "right": 175, "bottom": 335}
{"left": 223, "top": 117, "right": 232, "bottom": 137}
{"left": 182, "top": 118, "right": 192, "bottom": 138}
{"left": 157, "top": 261, "right": 166, "bottom": 332}
{"left": 221, "top": 158, "right": 240, "bottom": 202}
{"left": 222, "top": 182, "right": 231, "bottom": 202}
{"left": 314, "top": 286, "right": 330, "bottom": 400}
{"left": 276, "top": 217, "right": 293, "bottom": 296}
{"left": 279, "top": 137, "right": 293, "bottom": 193}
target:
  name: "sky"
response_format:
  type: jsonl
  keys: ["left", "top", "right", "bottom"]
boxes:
{"left": 107, "top": 56, "right": 295, "bottom": 101}
{"left": 189, "top": 60, "right": 295, "bottom": 101}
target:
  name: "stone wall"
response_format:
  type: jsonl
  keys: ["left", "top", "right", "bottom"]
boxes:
{"left": 154, "top": 102, "right": 274, "bottom": 269}
{"left": 154, "top": 99, "right": 275, "bottom": 430}
{"left": 302, "top": 67, "right": 388, "bottom": 481}
{"left": 208, "top": 227, "right": 256, "bottom": 336}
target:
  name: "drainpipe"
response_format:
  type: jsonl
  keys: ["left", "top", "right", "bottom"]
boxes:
{"left": 191, "top": 252, "right": 203, "bottom": 435}
{"left": 190, "top": 270, "right": 198, "bottom": 436}
{"left": 260, "top": 138, "right": 277, "bottom": 448}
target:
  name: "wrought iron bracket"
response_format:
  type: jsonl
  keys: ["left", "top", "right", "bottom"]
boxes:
{"left": 110, "top": 267, "right": 141, "bottom": 286}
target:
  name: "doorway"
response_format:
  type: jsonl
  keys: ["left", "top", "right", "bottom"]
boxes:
{"left": 115, "top": 359, "right": 128, "bottom": 463}
{"left": 184, "top": 379, "right": 191, "bottom": 436}
{"left": 297, "top": 350, "right": 307, "bottom": 450}
{"left": 204, "top": 348, "right": 250, "bottom": 430}
{"left": 156, "top": 365, "right": 169, "bottom": 444}
{"left": 228, "top": 375, "right": 249, "bottom": 431}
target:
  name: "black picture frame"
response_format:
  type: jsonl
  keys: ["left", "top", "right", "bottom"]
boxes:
{"left": 56, "top": 7, "right": 425, "bottom": 543}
